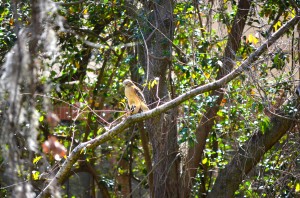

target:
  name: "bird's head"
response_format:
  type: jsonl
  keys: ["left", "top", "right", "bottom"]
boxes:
{"left": 123, "top": 79, "right": 134, "bottom": 87}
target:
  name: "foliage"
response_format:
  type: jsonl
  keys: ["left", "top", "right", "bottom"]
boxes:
{"left": 0, "top": 0, "right": 299, "bottom": 197}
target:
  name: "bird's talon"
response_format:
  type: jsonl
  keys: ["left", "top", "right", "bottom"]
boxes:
{"left": 130, "top": 105, "right": 136, "bottom": 113}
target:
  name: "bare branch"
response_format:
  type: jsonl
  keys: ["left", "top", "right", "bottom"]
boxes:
{"left": 55, "top": 0, "right": 85, "bottom": 6}
{"left": 83, "top": 40, "right": 138, "bottom": 50}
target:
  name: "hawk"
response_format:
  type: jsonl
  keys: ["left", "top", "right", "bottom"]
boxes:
{"left": 123, "top": 79, "right": 149, "bottom": 114}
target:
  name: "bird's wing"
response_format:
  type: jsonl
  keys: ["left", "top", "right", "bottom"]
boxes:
{"left": 134, "top": 86, "right": 146, "bottom": 103}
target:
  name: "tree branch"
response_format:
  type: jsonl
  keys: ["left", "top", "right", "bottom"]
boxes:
{"left": 37, "top": 14, "right": 300, "bottom": 197}
{"left": 208, "top": 108, "right": 296, "bottom": 197}
{"left": 55, "top": 0, "right": 85, "bottom": 6}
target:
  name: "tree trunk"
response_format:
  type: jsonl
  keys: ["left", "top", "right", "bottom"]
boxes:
{"left": 140, "top": 0, "right": 180, "bottom": 197}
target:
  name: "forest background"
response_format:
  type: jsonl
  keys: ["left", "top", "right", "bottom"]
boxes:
{"left": 0, "top": 0, "right": 300, "bottom": 197}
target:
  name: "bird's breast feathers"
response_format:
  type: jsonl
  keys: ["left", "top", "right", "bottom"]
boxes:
{"left": 125, "top": 87, "right": 141, "bottom": 103}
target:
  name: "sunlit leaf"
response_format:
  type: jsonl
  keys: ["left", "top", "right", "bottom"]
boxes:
{"left": 273, "top": 21, "right": 281, "bottom": 32}
{"left": 33, "top": 156, "right": 42, "bottom": 164}
{"left": 39, "top": 115, "right": 44, "bottom": 122}
{"left": 75, "top": 61, "right": 80, "bottom": 69}
{"left": 83, "top": 9, "right": 88, "bottom": 15}
{"left": 296, "top": 183, "right": 300, "bottom": 192}
{"left": 151, "top": 79, "right": 158, "bottom": 88}
{"left": 288, "top": 9, "right": 296, "bottom": 19}
{"left": 32, "top": 171, "right": 40, "bottom": 180}
{"left": 247, "top": 34, "right": 259, "bottom": 45}
{"left": 191, "top": 73, "right": 196, "bottom": 79}
{"left": 204, "top": 72, "right": 210, "bottom": 79}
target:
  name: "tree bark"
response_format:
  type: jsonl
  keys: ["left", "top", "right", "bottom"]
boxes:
{"left": 138, "top": 121, "right": 154, "bottom": 196}
{"left": 208, "top": 113, "right": 295, "bottom": 197}
{"left": 141, "top": 1, "right": 181, "bottom": 197}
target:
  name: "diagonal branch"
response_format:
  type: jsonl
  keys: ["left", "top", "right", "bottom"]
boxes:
{"left": 208, "top": 106, "right": 297, "bottom": 197}
{"left": 37, "top": 14, "right": 300, "bottom": 197}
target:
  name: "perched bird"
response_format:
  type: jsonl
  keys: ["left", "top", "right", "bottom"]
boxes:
{"left": 123, "top": 79, "right": 149, "bottom": 114}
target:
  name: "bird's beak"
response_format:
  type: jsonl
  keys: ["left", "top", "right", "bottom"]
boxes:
{"left": 123, "top": 80, "right": 129, "bottom": 86}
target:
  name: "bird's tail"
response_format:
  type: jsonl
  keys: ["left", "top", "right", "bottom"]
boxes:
{"left": 141, "top": 103, "right": 149, "bottom": 112}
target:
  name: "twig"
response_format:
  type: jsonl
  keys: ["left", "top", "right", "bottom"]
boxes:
{"left": 55, "top": 0, "right": 85, "bottom": 6}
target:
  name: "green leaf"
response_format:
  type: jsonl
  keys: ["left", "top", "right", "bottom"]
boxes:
{"left": 259, "top": 116, "right": 270, "bottom": 133}
{"left": 39, "top": 115, "right": 44, "bottom": 122}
